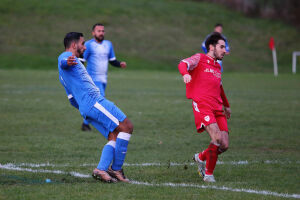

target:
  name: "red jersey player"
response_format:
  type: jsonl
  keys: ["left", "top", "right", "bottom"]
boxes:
{"left": 178, "top": 33, "right": 231, "bottom": 182}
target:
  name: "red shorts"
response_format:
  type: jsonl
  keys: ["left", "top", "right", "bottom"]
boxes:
{"left": 192, "top": 101, "right": 228, "bottom": 133}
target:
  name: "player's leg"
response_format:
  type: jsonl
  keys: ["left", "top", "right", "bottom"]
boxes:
{"left": 108, "top": 118, "right": 133, "bottom": 182}
{"left": 191, "top": 101, "right": 212, "bottom": 177}
{"left": 200, "top": 111, "right": 229, "bottom": 182}
{"left": 89, "top": 120, "right": 117, "bottom": 183}
{"left": 87, "top": 99, "right": 128, "bottom": 183}
{"left": 88, "top": 99, "right": 133, "bottom": 182}
{"left": 215, "top": 112, "right": 229, "bottom": 155}
{"left": 218, "top": 131, "right": 229, "bottom": 155}
{"left": 202, "top": 123, "right": 222, "bottom": 182}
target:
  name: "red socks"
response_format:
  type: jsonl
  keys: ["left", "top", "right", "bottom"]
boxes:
{"left": 199, "top": 145, "right": 224, "bottom": 161}
{"left": 198, "top": 143, "right": 219, "bottom": 175}
{"left": 198, "top": 149, "right": 208, "bottom": 161}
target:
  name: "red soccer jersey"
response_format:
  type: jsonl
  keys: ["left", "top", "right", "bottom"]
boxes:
{"left": 178, "top": 53, "right": 223, "bottom": 110}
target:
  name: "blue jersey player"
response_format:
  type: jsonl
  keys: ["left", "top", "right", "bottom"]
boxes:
{"left": 58, "top": 32, "right": 133, "bottom": 183}
{"left": 201, "top": 23, "right": 230, "bottom": 73}
{"left": 81, "top": 23, "right": 127, "bottom": 131}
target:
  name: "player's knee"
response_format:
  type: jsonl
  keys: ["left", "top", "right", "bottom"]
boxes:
{"left": 120, "top": 118, "right": 133, "bottom": 134}
{"left": 214, "top": 133, "right": 222, "bottom": 145}
{"left": 215, "top": 139, "right": 222, "bottom": 145}
{"left": 126, "top": 119, "right": 134, "bottom": 133}
{"left": 108, "top": 132, "right": 118, "bottom": 141}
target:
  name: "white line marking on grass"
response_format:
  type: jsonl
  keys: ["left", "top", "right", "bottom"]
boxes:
{"left": 6, "top": 160, "right": 299, "bottom": 168}
{"left": 0, "top": 163, "right": 89, "bottom": 178}
{"left": 16, "top": 163, "right": 69, "bottom": 168}
{"left": 1, "top": 163, "right": 300, "bottom": 199}
{"left": 130, "top": 181, "right": 300, "bottom": 199}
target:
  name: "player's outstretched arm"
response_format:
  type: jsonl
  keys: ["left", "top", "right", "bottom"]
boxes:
{"left": 67, "top": 56, "right": 77, "bottom": 66}
{"left": 61, "top": 56, "right": 78, "bottom": 69}
{"left": 178, "top": 62, "right": 192, "bottom": 84}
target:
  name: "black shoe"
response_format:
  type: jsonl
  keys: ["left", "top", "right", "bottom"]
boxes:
{"left": 81, "top": 123, "right": 91, "bottom": 131}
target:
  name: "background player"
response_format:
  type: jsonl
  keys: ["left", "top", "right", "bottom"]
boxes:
{"left": 178, "top": 33, "right": 231, "bottom": 182}
{"left": 81, "top": 23, "right": 127, "bottom": 131}
{"left": 58, "top": 32, "right": 133, "bottom": 183}
{"left": 201, "top": 23, "right": 230, "bottom": 72}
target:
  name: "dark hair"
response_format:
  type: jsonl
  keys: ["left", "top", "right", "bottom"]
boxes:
{"left": 92, "top": 23, "right": 104, "bottom": 30}
{"left": 64, "top": 32, "right": 83, "bottom": 49}
{"left": 205, "top": 32, "right": 225, "bottom": 52}
{"left": 215, "top": 23, "right": 223, "bottom": 28}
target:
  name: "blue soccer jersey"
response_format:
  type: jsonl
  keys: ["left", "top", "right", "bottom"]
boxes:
{"left": 58, "top": 51, "right": 104, "bottom": 116}
{"left": 84, "top": 39, "right": 116, "bottom": 83}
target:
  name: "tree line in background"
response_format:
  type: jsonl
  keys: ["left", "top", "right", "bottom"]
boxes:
{"left": 198, "top": 0, "right": 300, "bottom": 28}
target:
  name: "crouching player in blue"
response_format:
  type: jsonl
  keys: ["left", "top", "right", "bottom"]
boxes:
{"left": 58, "top": 32, "right": 133, "bottom": 183}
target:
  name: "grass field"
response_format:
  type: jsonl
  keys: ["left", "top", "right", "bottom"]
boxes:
{"left": 0, "top": 0, "right": 300, "bottom": 72}
{"left": 0, "top": 69, "right": 299, "bottom": 199}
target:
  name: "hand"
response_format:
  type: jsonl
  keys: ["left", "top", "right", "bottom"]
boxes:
{"left": 224, "top": 107, "right": 231, "bottom": 119}
{"left": 67, "top": 56, "right": 77, "bottom": 66}
{"left": 120, "top": 61, "right": 127, "bottom": 68}
{"left": 183, "top": 74, "right": 192, "bottom": 84}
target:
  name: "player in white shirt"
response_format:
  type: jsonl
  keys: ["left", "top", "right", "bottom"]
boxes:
{"left": 82, "top": 23, "right": 127, "bottom": 131}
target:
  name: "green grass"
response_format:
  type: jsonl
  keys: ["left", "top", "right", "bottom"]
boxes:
{"left": 0, "top": 69, "right": 300, "bottom": 199}
{"left": 0, "top": 0, "right": 299, "bottom": 72}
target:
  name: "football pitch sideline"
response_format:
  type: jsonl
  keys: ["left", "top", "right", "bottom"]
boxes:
{"left": 0, "top": 69, "right": 299, "bottom": 199}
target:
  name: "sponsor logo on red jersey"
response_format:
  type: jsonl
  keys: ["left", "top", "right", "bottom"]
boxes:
{"left": 204, "top": 68, "right": 221, "bottom": 78}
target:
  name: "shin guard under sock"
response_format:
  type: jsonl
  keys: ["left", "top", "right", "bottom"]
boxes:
{"left": 205, "top": 143, "right": 219, "bottom": 175}
{"left": 97, "top": 141, "right": 116, "bottom": 171}
{"left": 111, "top": 132, "right": 131, "bottom": 171}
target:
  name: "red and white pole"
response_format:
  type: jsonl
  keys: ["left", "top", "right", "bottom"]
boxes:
{"left": 269, "top": 37, "right": 278, "bottom": 76}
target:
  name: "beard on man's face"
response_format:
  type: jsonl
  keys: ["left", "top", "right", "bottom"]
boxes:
{"left": 214, "top": 49, "right": 224, "bottom": 60}
{"left": 95, "top": 35, "right": 104, "bottom": 42}
{"left": 77, "top": 49, "right": 84, "bottom": 58}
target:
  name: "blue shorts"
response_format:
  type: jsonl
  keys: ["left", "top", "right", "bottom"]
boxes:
{"left": 94, "top": 81, "right": 107, "bottom": 97}
{"left": 85, "top": 99, "right": 126, "bottom": 139}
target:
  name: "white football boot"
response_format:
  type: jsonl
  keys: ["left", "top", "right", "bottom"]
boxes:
{"left": 203, "top": 174, "right": 216, "bottom": 183}
{"left": 193, "top": 153, "right": 205, "bottom": 178}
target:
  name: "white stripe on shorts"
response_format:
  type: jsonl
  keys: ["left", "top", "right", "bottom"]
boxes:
{"left": 94, "top": 102, "right": 119, "bottom": 126}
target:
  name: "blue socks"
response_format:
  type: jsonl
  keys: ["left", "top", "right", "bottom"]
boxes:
{"left": 111, "top": 132, "right": 131, "bottom": 171}
{"left": 96, "top": 132, "right": 132, "bottom": 171}
{"left": 97, "top": 141, "right": 116, "bottom": 171}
